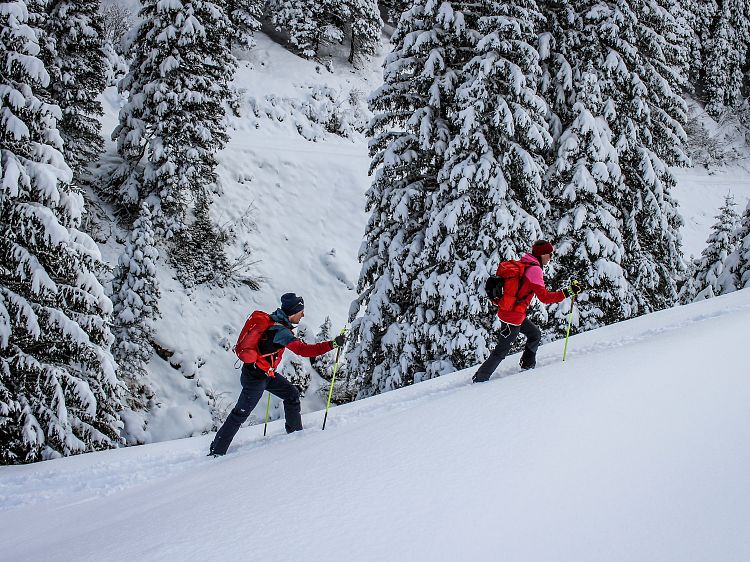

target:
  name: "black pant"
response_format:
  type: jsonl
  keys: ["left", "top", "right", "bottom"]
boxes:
{"left": 211, "top": 364, "right": 302, "bottom": 455}
{"left": 473, "top": 318, "right": 542, "bottom": 382}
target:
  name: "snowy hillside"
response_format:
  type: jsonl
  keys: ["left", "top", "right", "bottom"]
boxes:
{"left": 2, "top": 288, "right": 749, "bottom": 561}
{"left": 89, "top": 26, "right": 750, "bottom": 444}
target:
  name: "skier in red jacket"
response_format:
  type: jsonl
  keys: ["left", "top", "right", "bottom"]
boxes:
{"left": 473, "top": 240, "right": 581, "bottom": 383}
{"left": 209, "top": 293, "right": 345, "bottom": 456}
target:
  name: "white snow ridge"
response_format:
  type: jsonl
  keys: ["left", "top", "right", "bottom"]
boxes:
{"left": 1, "top": 289, "right": 749, "bottom": 561}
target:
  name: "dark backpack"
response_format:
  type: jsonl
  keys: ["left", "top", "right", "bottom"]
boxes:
{"left": 484, "top": 260, "right": 528, "bottom": 300}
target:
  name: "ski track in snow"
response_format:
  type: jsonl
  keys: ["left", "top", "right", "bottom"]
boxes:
{"left": 2, "top": 294, "right": 748, "bottom": 514}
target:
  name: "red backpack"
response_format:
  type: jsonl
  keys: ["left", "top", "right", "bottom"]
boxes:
{"left": 234, "top": 311, "right": 283, "bottom": 374}
{"left": 494, "top": 260, "right": 533, "bottom": 307}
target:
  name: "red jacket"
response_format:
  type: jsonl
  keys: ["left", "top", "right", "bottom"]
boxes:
{"left": 496, "top": 253, "right": 565, "bottom": 325}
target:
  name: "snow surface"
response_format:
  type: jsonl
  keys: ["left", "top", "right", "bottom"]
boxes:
{"left": 2, "top": 289, "right": 750, "bottom": 561}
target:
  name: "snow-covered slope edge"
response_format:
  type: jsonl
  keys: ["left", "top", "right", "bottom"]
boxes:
{"left": 2, "top": 289, "right": 749, "bottom": 561}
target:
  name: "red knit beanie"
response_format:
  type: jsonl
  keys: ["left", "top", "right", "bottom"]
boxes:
{"left": 532, "top": 240, "right": 554, "bottom": 257}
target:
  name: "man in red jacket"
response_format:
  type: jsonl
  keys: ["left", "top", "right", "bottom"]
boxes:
{"left": 473, "top": 240, "right": 581, "bottom": 383}
{"left": 210, "top": 293, "right": 345, "bottom": 456}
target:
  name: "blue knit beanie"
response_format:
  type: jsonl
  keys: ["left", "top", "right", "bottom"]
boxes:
{"left": 281, "top": 293, "right": 304, "bottom": 316}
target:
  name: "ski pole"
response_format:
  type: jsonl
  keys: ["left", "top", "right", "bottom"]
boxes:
{"left": 322, "top": 329, "right": 346, "bottom": 431}
{"left": 563, "top": 294, "right": 576, "bottom": 362}
{"left": 263, "top": 392, "right": 271, "bottom": 436}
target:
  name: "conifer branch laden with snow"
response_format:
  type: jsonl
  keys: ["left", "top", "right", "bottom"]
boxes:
{"left": 346, "top": 0, "right": 479, "bottom": 396}
{"left": 105, "top": 0, "right": 238, "bottom": 283}
{"left": 685, "top": 194, "right": 740, "bottom": 301}
{"left": 545, "top": 71, "right": 634, "bottom": 334}
{"left": 40, "top": 0, "right": 107, "bottom": 188}
{"left": 0, "top": 0, "right": 123, "bottom": 464}
{"left": 719, "top": 199, "right": 750, "bottom": 293}
{"left": 111, "top": 203, "right": 161, "bottom": 412}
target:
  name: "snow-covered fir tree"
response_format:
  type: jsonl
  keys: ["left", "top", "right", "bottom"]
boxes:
{"left": 685, "top": 194, "right": 740, "bottom": 301}
{"left": 106, "top": 0, "right": 235, "bottom": 281}
{"left": 703, "top": 0, "right": 750, "bottom": 117}
{"left": 346, "top": 1, "right": 480, "bottom": 396}
{"left": 111, "top": 203, "right": 161, "bottom": 411}
{"left": 380, "top": 0, "right": 411, "bottom": 25}
{"left": 311, "top": 316, "right": 334, "bottom": 378}
{"left": 268, "top": 0, "right": 345, "bottom": 58}
{"left": 278, "top": 325, "right": 312, "bottom": 396}
{"left": 677, "top": 0, "right": 717, "bottom": 85}
{"left": 40, "top": 0, "right": 107, "bottom": 187}
{"left": 411, "top": 0, "right": 551, "bottom": 380}
{"left": 224, "top": 0, "right": 262, "bottom": 49}
{"left": 585, "top": 0, "right": 687, "bottom": 315}
{"left": 719, "top": 199, "right": 750, "bottom": 293}
{"left": 0, "top": 0, "right": 123, "bottom": 464}
{"left": 347, "top": 0, "right": 382, "bottom": 64}
{"left": 545, "top": 71, "right": 634, "bottom": 335}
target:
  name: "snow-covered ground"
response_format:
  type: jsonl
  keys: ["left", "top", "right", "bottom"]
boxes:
{"left": 92, "top": 28, "right": 750, "bottom": 444}
{"left": 2, "top": 289, "right": 749, "bottom": 561}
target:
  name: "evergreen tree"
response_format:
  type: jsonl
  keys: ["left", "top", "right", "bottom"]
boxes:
{"left": 106, "top": 0, "right": 235, "bottom": 280}
{"left": 311, "top": 316, "right": 334, "bottom": 378}
{"left": 719, "top": 199, "right": 750, "bottom": 292}
{"left": 413, "top": 0, "right": 551, "bottom": 379}
{"left": 546, "top": 71, "right": 634, "bottom": 334}
{"left": 688, "top": 194, "right": 740, "bottom": 300}
{"left": 278, "top": 325, "right": 312, "bottom": 395}
{"left": 40, "top": 0, "right": 107, "bottom": 187}
{"left": 585, "top": 0, "right": 687, "bottom": 315}
{"left": 225, "top": 0, "right": 262, "bottom": 49}
{"left": 677, "top": 0, "right": 717, "bottom": 84}
{"left": 111, "top": 203, "right": 161, "bottom": 409}
{"left": 348, "top": 0, "right": 382, "bottom": 64}
{"left": 0, "top": 0, "right": 123, "bottom": 464}
{"left": 346, "top": 1, "right": 478, "bottom": 396}
{"left": 268, "top": 0, "right": 345, "bottom": 58}
{"left": 703, "top": 0, "right": 750, "bottom": 117}
{"left": 380, "top": 0, "right": 411, "bottom": 25}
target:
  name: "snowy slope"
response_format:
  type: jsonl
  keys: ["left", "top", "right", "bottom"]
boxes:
{"left": 2, "top": 289, "right": 749, "bottom": 561}
{"left": 93, "top": 28, "right": 750, "bottom": 443}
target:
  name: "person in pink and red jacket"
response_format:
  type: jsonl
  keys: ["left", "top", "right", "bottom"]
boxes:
{"left": 473, "top": 240, "right": 582, "bottom": 383}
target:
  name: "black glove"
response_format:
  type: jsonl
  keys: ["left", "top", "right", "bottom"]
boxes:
{"left": 563, "top": 279, "right": 583, "bottom": 298}
{"left": 332, "top": 333, "right": 347, "bottom": 348}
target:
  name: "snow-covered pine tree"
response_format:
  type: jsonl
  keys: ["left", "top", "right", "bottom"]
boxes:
{"left": 703, "top": 0, "right": 750, "bottom": 117}
{"left": 107, "top": 0, "right": 235, "bottom": 281}
{"left": 380, "top": 0, "right": 411, "bottom": 25}
{"left": 268, "top": 0, "right": 345, "bottom": 58}
{"left": 346, "top": 1, "right": 479, "bottom": 396}
{"left": 40, "top": 0, "right": 107, "bottom": 187}
{"left": 0, "top": 0, "right": 123, "bottom": 464}
{"left": 585, "top": 0, "right": 687, "bottom": 315}
{"left": 675, "top": 0, "right": 716, "bottom": 85}
{"left": 719, "top": 199, "right": 750, "bottom": 293}
{"left": 411, "top": 0, "right": 552, "bottom": 380}
{"left": 111, "top": 203, "right": 161, "bottom": 410}
{"left": 224, "top": 0, "right": 262, "bottom": 49}
{"left": 546, "top": 71, "right": 634, "bottom": 334}
{"left": 347, "top": 0, "right": 382, "bottom": 64}
{"left": 311, "top": 316, "right": 334, "bottom": 378}
{"left": 688, "top": 194, "right": 740, "bottom": 300}
{"left": 278, "top": 325, "right": 312, "bottom": 395}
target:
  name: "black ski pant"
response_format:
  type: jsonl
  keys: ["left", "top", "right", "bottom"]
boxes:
{"left": 211, "top": 364, "right": 302, "bottom": 455}
{"left": 473, "top": 318, "right": 542, "bottom": 382}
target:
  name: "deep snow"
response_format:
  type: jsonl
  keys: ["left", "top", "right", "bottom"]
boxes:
{"left": 2, "top": 289, "right": 749, "bottom": 561}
